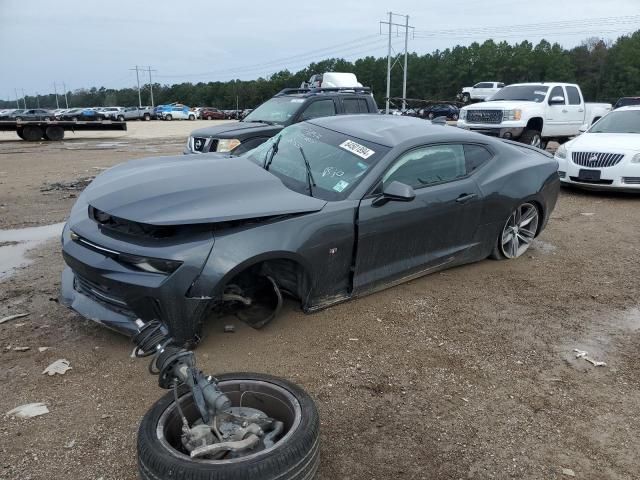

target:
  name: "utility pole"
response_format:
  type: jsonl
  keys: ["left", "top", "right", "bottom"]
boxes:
{"left": 21, "top": 89, "right": 27, "bottom": 108}
{"left": 62, "top": 82, "right": 69, "bottom": 108}
{"left": 131, "top": 66, "right": 142, "bottom": 108}
{"left": 379, "top": 12, "right": 414, "bottom": 114}
{"left": 147, "top": 66, "right": 157, "bottom": 107}
{"left": 36, "top": 92, "right": 40, "bottom": 108}
{"left": 53, "top": 82, "right": 60, "bottom": 109}
{"left": 14, "top": 89, "right": 20, "bottom": 109}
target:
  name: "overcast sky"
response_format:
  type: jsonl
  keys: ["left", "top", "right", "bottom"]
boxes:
{"left": 1, "top": 0, "right": 639, "bottom": 100}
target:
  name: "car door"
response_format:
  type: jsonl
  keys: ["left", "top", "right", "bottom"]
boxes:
{"left": 545, "top": 86, "right": 569, "bottom": 136}
{"left": 564, "top": 86, "right": 585, "bottom": 131}
{"left": 353, "top": 143, "right": 483, "bottom": 293}
{"left": 296, "top": 99, "right": 337, "bottom": 123}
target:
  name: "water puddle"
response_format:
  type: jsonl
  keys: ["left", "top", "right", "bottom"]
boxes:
{"left": 0, "top": 223, "right": 65, "bottom": 281}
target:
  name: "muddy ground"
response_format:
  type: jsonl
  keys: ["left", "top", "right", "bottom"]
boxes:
{"left": 0, "top": 122, "right": 639, "bottom": 480}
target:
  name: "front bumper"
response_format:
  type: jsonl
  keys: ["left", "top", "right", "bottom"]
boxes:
{"left": 59, "top": 221, "right": 217, "bottom": 343}
{"left": 556, "top": 156, "right": 640, "bottom": 191}
{"left": 457, "top": 122, "right": 525, "bottom": 139}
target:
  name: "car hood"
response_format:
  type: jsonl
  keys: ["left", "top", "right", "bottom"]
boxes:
{"left": 464, "top": 101, "right": 540, "bottom": 111}
{"left": 82, "top": 154, "right": 327, "bottom": 226}
{"left": 190, "top": 121, "right": 283, "bottom": 139}
{"left": 567, "top": 133, "right": 640, "bottom": 152}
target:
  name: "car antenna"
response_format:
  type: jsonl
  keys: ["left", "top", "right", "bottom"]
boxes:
{"left": 264, "top": 135, "right": 282, "bottom": 171}
{"left": 298, "top": 146, "right": 316, "bottom": 197}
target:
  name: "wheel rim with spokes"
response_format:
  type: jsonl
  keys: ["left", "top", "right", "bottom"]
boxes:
{"left": 530, "top": 134, "right": 541, "bottom": 148}
{"left": 500, "top": 202, "right": 539, "bottom": 259}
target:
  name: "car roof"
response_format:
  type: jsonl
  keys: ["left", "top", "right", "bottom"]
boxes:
{"left": 614, "top": 105, "right": 640, "bottom": 111}
{"left": 308, "top": 114, "right": 478, "bottom": 147}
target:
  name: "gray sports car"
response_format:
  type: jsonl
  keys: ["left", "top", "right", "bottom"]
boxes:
{"left": 61, "top": 115, "right": 559, "bottom": 345}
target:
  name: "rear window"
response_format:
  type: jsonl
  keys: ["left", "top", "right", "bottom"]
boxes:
{"left": 343, "top": 98, "right": 370, "bottom": 114}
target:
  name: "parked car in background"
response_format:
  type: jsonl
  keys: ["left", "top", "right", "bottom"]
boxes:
{"left": 199, "top": 107, "right": 225, "bottom": 120}
{"left": 459, "top": 82, "right": 504, "bottom": 103}
{"left": 614, "top": 97, "right": 640, "bottom": 109}
{"left": 98, "top": 107, "right": 125, "bottom": 119}
{"left": 157, "top": 104, "right": 196, "bottom": 121}
{"left": 555, "top": 106, "right": 640, "bottom": 190}
{"left": 421, "top": 104, "right": 460, "bottom": 120}
{"left": 0, "top": 109, "right": 24, "bottom": 119}
{"left": 458, "top": 83, "right": 612, "bottom": 148}
{"left": 112, "top": 106, "right": 154, "bottom": 121}
{"left": 184, "top": 86, "right": 378, "bottom": 155}
{"left": 59, "top": 108, "right": 106, "bottom": 121}
{"left": 9, "top": 109, "right": 55, "bottom": 121}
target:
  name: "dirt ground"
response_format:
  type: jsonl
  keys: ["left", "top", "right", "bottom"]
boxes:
{"left": 0, "top": 122, "right": 639, "bottom": 480}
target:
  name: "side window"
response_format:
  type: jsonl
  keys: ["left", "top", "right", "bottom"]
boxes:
{"left": 476, "top": 83, "right": 492, "bottom": 88}
{"left": 300, "top": 99, "right": 336, "bottom": 120}
{"left": 463, "top": 145, "right": 492, "bottom": 173}
{"left": 358, "top": 98, "right": 370, "bottom": 112}
{"left": 383, "top": 145, "right": 466, "bottom": 189}
{"left": 549, "top": 86, "right": 565, "bottom": 105}
{"left": 566, "top": 86, "right": 582, "bottom": 105}
{"left": 343, "top": 98, "right": 360, "bottom": 114}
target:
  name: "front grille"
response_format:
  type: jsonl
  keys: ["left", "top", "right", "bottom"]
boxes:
{"left": 572, "top": 151, "right": 624, "bottom": 168}
{"left": 74, "top": 274, "right": 130, "bottom": 310}
{"left": 569, "top": 176, "right": 614, "bottom": 185}
{"left": 192, "top": 137, "right": 207, "bottom": 152}
{"left": 466, "top": 110, "right": 503, "bottom": 124}
{"left": 622, "top": 177, "right": 640, "bottom": 185}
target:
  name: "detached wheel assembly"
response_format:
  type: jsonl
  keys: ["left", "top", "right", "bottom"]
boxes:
{"left": 44, "top": 126, "right": 65, "bottom": 141}
{"left": 138, "top": 373, "right": 320, "bottom": 480}
{"left": 21, "top": 125, "right": 44, "bottom": 141}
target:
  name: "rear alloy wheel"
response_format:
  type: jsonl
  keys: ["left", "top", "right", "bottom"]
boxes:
{"left": 492, "top": 202, "right": 539, "bottom": 260}
{"left": 519, "top": 129, "right": 542, "bottom": 149}
{"left": 189, "top": 114, "right": 196, "bottom": 120}
{"left": 165, "top": 114, "right": 172, "bottom": 121}
{"left": 137, "top": 373, "right": 320, "bottom": 480}
{"left": 117, "top": 115, "right": 125, "bottom": 122}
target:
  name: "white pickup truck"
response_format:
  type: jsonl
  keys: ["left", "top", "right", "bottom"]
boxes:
{"left": 457, "top": 83, "right": 612, "bottom": 148}
{"left": 459, "top": 82, "right": 504, "bottom": 102}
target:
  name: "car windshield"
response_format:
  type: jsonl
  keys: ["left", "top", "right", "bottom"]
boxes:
{"left": 243, "top": 97, "right": 304, "bottom": 125}
{"left": 615, "top": 98, "right": 640, "bottom": 109}
{"left": 244, "top": 123, "right": 388, "bottom": 200}
{"left": 490, "top": 85, "right": 549, "bottom": 102}
{"left": 589, "top": 110, "right": 640, "bottom": 134}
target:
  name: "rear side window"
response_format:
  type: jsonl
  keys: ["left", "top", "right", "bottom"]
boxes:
{"left": 300, "top": 99, "right": 336, "bottom": 120}
{"left": 463, "top": 145, "right": 492, "bottom": 173}
{"left": 497, "top": 83, "right": 505, "bottom": 88}
{"left": 566, "top": 86, "right": 582, "bottom": 105}
{"left": 343, "top": 98, "right": 370, "bottom": 114}
{"left": 475, "top": 83, "right": 492, "bottom": 88}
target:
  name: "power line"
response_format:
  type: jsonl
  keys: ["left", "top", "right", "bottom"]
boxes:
{"left": 381, "top": 12, "right": 414, "bottom": 113}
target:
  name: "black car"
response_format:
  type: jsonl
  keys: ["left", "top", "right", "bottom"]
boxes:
{"left": 184, "top": 87, "right": 378, "bottom": 155}
{"left": 421, "top": 103, "right": 460, "bottom": 120}
{"left": 61, "top": 115, "right": 559, "bottom": 345}
{"left": 59, "top": 108, "right": 105, "bottom": 121}
{"left": 614, "top": 97, "right": 640, "bottom": 109}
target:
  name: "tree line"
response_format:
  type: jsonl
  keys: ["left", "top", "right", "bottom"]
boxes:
{"left": 3, "top": 31, "right": 639, "bottom": 110}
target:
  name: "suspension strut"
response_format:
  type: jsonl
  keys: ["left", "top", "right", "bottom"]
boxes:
{"left": 132, "top": 319, "right": 231, "bottom": 423}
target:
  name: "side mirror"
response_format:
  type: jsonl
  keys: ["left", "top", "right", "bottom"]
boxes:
{"left": 373, "top": 181, "right": 416, "bottom": 206}
{"left": 549, "top": 96, "right": 565, "bottom": 105}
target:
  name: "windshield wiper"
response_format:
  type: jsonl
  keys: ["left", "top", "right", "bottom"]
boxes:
{"left": 264, "top": 135, "right": 281, "bottom": 170}
{"left": 298, "top": 146, "right": 316, "bottom": 198}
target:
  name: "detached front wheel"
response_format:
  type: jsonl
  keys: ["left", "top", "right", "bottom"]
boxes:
{"left": 138, "top": 372, "right": 320, "bottom": 480}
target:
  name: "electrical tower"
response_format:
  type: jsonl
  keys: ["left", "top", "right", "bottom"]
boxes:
{"left": 380, "top": 12, "right": 414, "bottom": 113}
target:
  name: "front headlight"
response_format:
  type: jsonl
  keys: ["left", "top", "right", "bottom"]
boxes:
{"left": 216, "top": 138, "right": 241, "bottom": 152}
{"left": 460, "top": 109, "right": 467, "bottom": 120}
{"left": 503, "top": 109, "right": 522, "bottom": 121}
{"left": 555, "top": 144, "right": 568, "bottom": 160}
{"left": 119, "top": 253, "right": 182, "bottom": 274}
{"left": 631, "top": 153, "right": 640, "bottom": 164}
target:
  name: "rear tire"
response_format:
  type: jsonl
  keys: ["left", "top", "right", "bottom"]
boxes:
{"left": 189, "top": 114, "right": 196, "bottom": 120}
{"left": 137, "top": 372, "right": 320, "bottom": 480}
{"left": 117, "top": 115, "right": 125, "bottom": 122}
{"left": 143, "top": 113, "right": 150, "bottom": 121}
{"left": 462, "top": 93, "right": 470, "bottom": 103}
{"left": 22, "top": 125, "right": 44, "bottom": 141}
{"left": 491, "top": 202, "right": 540, "bottom": 260}
{"left": 16, "top": 127, "right": 24, "bottom": 140}
{"left": 165, "top": 114, "right": 172, "bottom": 121}
{"left": 44, "top": 125, "right": 64, "bottom": 141}
{"left": 519, "top": 129, "right": 543, "bottom": 149}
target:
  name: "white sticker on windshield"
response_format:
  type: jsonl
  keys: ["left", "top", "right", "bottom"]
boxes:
{"left": 339, "top": 139, "right": 375, "bottom": 159}
{"left": 290, "top": 99, "right": 305, "bottom": 103}
{"left": 534, "top": 91, "right": 547, "bottom": 96}
{"left": 333, "top": 180, "right": 350, "bottom": 192}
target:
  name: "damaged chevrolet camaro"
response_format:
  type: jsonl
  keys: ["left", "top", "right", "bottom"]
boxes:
{"left": 61, "top": 115, "right": 560, "bottom": 345}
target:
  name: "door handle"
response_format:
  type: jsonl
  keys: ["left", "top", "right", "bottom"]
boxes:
{"left": 562, "top": 109, "right": 568, "bottom": 113}
{"left": 456, "top": 193, "right": 477, "bottom": 203}
{"left": 578, "top": 109, "right": 584, "bottom": 112}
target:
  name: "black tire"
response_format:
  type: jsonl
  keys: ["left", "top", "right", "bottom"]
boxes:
{"left": 16, "top": 127, "right": 24, "bottom": 140}
{"left": 428, "top": 113, "right": 434, "bottom": 119}
{"left": 519, "top": 129, "right": 543, "bottom": 149}
{"left": 138, "top": 372, "right": 320, "bottom": 480}
{"left": 22, "top": 125, "right": 44, "bottom": 141}
{"left": 15, "top": 116, "right": 22, "bottom": 122}
{"left": 461, "top": 93, "right": 470, "bottom": 103}
{"left": 165, "top": 114, "right": 172, "bottom": 121}
{"left": 44, "top": 126, "right": 64, "bottom": 141}
{"left": 452, "top": 113, "right": 459, "bottom": 121}
{"left": 189, "top": 114, "right": 196, "bottom": 120}
{"left": 143, "top": 113, "right": 151, "bottom": 121}
{"left": 117, "top": 115, "right": 125, "bottom": 122}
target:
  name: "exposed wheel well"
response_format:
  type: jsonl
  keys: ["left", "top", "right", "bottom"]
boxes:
{"left": 526, "top": 117, "right": 543, "bottom": 132}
